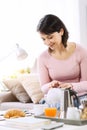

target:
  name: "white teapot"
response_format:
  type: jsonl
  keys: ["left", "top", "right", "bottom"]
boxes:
{"left": 46, "top": 88, "right": 62, "bottom": 108}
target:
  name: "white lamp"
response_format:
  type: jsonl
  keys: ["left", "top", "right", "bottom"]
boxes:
{"left": 0, "top": 43, "right": 28, "bottom": 62}
{"left": 16, "top": 43, "right": 28, "bottom": 60}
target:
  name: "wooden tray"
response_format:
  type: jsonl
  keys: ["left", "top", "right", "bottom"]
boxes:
{"left": 35, "top": 115, "right": 87, "bottom": 126}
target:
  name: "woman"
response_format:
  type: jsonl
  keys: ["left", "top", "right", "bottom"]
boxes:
{"left": 37, "top": 14, "right": 87, "bottom": 105}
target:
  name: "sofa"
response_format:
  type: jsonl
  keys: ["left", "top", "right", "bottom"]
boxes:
{"left": 0, "top": 91, "right": 34, "bottom": 110}
{"left": 0, "top": 74, "right": 44, "bottom": 111}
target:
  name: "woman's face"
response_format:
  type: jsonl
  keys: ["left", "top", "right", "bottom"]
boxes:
{"left": 39, "top": 31, "right": 63, "bottom": 50}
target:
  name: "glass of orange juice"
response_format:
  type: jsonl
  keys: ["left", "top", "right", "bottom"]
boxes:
{"left": 44, "top": 107, "right": 57, "bottom": 117}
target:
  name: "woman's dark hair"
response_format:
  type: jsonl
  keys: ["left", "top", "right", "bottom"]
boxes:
{"left": 37, "top": 14, "right": 69, "bottom": 48}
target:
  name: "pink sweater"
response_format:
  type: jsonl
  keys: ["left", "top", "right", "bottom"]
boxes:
{"left": 38, "top": 44, "right": 87, "bottom": 96}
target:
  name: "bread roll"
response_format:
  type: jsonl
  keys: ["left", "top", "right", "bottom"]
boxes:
{"left": 4, "top": 109, "right": 26, "bottom": 118}
{"left": 80, "top": 107, "right": 87, "bottom": 119}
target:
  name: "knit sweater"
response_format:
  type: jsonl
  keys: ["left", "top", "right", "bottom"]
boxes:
{"left": 38, "top": 44, "right": 87, "bottom": 96}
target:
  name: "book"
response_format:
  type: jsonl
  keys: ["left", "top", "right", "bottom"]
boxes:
{"left": 41, "top": 122, "right": 64, "bottom": 130}
{"left": 5, "top": 116, "right": 51, "bottom": 129}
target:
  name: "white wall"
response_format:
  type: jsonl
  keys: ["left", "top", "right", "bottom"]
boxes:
{"left": 0, "top": 0, "right": 85, "bottom": 77}
{"left": 79, "top": 0, "right": 87, "bottom": 46}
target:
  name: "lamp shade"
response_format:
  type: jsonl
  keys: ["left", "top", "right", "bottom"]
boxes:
{"left": 16, "top": 43, "right": 28, "bottom": 60}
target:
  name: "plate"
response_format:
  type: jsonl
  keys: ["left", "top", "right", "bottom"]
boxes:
{"left": 35, "top": 115, "right": 87, "bottom": 126}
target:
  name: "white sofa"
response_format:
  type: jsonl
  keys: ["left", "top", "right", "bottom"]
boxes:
{"left": 0, "top": 74, "right": 44, "bottom": 111}
{"left": 0, "top": 91, "right": 34, "bottom": 110}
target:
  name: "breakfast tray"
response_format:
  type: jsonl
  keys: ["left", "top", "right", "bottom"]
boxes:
{"left": 35, "top": 115, "right": 87, "bottom": 126}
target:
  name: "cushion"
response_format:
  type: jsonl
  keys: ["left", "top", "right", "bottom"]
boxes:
{"left": 18, "top": 74, "right": 44, "bottom": 104}
{"left": 0, "top": 91, "right": 18, "bottom": 102}
{"left": 3, "top": 79, "right": 31, "bottom": 103}
{"left": 0, "top": 81, "right": 9, "bottom": 91}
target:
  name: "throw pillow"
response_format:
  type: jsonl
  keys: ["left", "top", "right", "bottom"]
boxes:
{"left": 0, "top": 91, "right": 18, "bottom": 102}
{"left": 3, "top": 79, "right": 31, "bottom": 103}
{"left": 18, "top": 74, "right": 44, "bottom": 104}
{"left": 0, "top": 81, "right": 9, "bottom": 91}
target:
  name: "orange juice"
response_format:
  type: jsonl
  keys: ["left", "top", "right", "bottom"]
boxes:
{"left": 44, "top": 107, "right": 57, "bottom": 117}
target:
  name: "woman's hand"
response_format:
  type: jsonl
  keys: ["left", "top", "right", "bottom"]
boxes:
{"left": 58, "top": 83, "right": 73, "bottom": 89}
{"left": 49, "top": 81, "right": 73, "bottom": 90}
{"left": 49, "top": 80, "right": 61, "bottom": 88}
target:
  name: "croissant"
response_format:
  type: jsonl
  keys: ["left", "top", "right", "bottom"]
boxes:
{"left": 4, "top": 109, "right": 26, "bottom": 118}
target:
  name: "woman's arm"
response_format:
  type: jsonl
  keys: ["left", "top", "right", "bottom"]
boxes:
{"left": 37, "top": 55, "right": 60, "bottom": 94}
{"left": 58, "top": 54, "right": 87, "bottom": 96}
{"left": 71, "top": 56, "right": 87, "bottom": 96}
{"left": 37, "top": 55, "right": 51, "bottom": 94}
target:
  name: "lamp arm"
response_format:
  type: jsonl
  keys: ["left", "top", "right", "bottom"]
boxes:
{"left": 0, "top": 50, "right": 14, "bottom": 62}
{"left": 0, "top": 44, "right": 28, "bottom": 62}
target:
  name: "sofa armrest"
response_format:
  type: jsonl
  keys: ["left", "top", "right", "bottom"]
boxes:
{"left": 0, "top": 91, "right": 18, "bottom": 102}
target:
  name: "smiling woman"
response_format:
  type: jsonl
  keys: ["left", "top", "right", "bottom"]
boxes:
{"left": 0, "top": 0, "right": 86, "bottom": 79}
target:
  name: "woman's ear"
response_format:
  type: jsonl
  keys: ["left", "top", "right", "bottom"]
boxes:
{"left": 60, "top": 28, "right": 64, "bottom": 36}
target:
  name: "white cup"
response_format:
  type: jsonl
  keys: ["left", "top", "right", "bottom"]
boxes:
{"left": 33, "top": 104, "right": 48, "bottom": 116}
{"left": 66, "top": 107, "right": 80, "bottom": 120}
